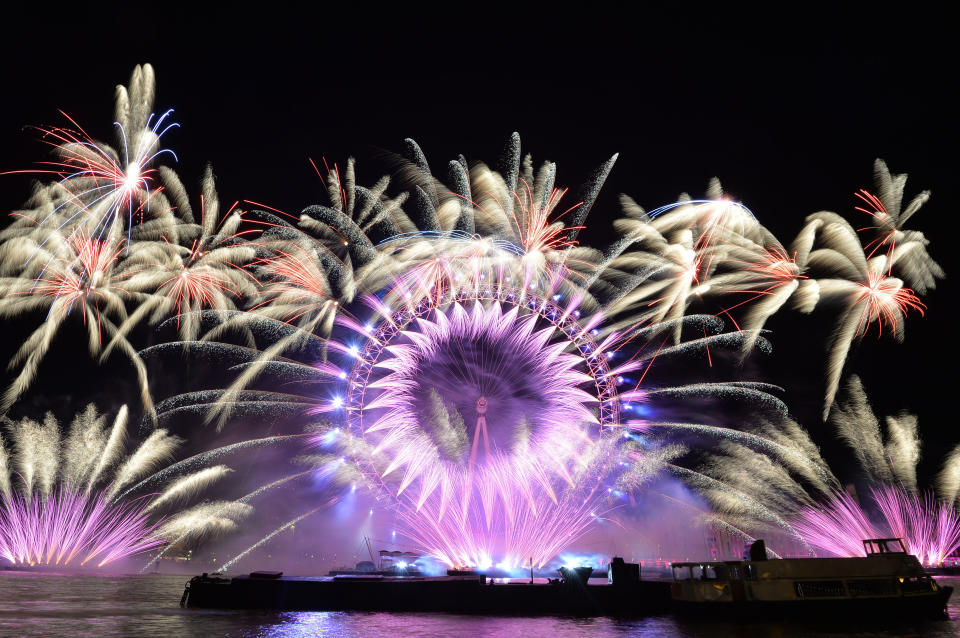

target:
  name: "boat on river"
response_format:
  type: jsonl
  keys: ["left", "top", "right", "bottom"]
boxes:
{"left": 180, "top": 557, "right": 671, "bottom": 615}
{"left": 670, "top": 538, "right": 952, "bottom": 618}
{"left": 179, "top": 538, "right": 952, "bottom": 618}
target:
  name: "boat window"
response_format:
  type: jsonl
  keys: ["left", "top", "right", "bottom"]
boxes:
{"left": 728, "top": 565, "right": 740, "bottom": 580}
{"left": 691, "top": 565, "right": 704, "bottom": 580}
{"left": 847, "top": 579, "right": 898, "bottom": 597}
{"left": 794, "top": 580, "right": 846, "bottom": 598}
{"left": 672, "top": 565, "right": 692, "bottom": 581}
{"left": 703, "top": 565, "right": 727, "bottom": 580}
{"left": 745, "top": 564, "right": 757, "bottom": 580}
{"left": 863, "top": 538, "right": 907, "bottom": 556}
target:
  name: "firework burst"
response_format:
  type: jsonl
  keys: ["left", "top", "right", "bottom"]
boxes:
{"left": 0, "top": 65, "right": 188, "bottom": 416}
{"left": 680, "top": 376, "right": 960, "bottom": 566}
{"left": 161, "top": 134, "right": 796, "bottom": 570}
{"left": 0, "top": 65, "right": 945, "bottom": 572}
{"left": 2, "top": 64, "right": 176, "bottom": 241}
{"left": 0, "top": 404, "right": 249, "bottom": 568}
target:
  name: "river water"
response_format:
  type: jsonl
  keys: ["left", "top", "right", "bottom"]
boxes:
{"left": 1, "top": 570, "right": 959, "bottom": 637}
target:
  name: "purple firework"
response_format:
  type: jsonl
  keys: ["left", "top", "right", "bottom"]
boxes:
{"left": 336, "top": 288, "right": 626, "bottom": 568}
{"left": 793, "top": 486, "right": 960, "bottom": 566}
{"left": 0, "top": 404, "right": 246, "bottom": 569}
{"left": 0, "top": 487, "right": 163, "bottom": 567}
{"left": 172, "top": 136, "right": 788, "bottom": 569}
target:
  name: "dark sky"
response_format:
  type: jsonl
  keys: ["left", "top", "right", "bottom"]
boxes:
{"left": 0, "top": 8, "right": 955, "bottom": 472}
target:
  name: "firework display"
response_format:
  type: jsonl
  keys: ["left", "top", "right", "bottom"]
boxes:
{"left": 0, "top": 64, "right": 950, "bottom": 572}
{"left": 679, "top": 376, "right": 960, "bottom": 566}
{"left": 0, "top": 404, "right": 250, "bottom": 567}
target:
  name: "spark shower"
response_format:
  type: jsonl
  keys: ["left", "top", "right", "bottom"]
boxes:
{"left": 0, "top": 64, "right": 952, "bottom": 572}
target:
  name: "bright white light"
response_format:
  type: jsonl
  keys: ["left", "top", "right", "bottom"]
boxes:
{"left": 396, "top": 561, "right": 408, "bottom": 569}
{"left": 338, "top": 371, "right": 347, "bottom": 379}
{"left": 123, "top": 163, "right": 140, "bottom": 191}
{"left": 347, "top": 345, "right": 359, "bottom": 357}
{"left": 331, "top": 396, "right": 344, "bottom": 409}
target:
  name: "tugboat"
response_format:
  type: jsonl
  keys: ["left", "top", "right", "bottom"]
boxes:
{"left": 670, "top": 538, "right": 952, "bottom": 618}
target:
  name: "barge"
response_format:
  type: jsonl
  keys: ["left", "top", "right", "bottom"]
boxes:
{"left": 180, "top": 558, "right": 672, "bottom": 615}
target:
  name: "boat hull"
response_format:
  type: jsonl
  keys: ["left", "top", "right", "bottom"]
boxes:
{"left": 671, "top": 585, "right": 952, "bottom": 619}
{"left": 181, "top": 573, "right": 673, "bottom": 616}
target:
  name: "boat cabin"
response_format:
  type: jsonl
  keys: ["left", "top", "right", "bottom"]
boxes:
{"left": 670, "top": 538, "right": 941, "bottom": 605}
{"left": 862, "top": 538, "right": 906, "bottom": 555}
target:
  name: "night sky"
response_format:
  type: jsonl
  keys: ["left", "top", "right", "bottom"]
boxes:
{"left": 0, "top": 8, "right": 955, "bottom": 478}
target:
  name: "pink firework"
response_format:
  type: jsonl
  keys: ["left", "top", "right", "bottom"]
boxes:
{"left": 0, "top": 404, "right": 251, "bottom": 570}
{"left": 852, "top": 270, "right": 925, "bottom": 338}
{"left": 792, "top": 490, "right": 879, "bottom": 558}
{"left": 720, "top": 246, "right": 804, "bottom": 312}
{"left": 323, "top": 284, "right": 629, "bottom": 567}
{"left": 4, "top": 107, "right": 176, "bottom": 237}
{"left": 0, "top": 486, "right": 163, "bottom": 568}
{"left": 873, "top": 485, "right": 960, "bottom": 567}
{"left": 395, "top": 469, "right": 610, "bottom": 569}
{"left": 854, "top": 189, "right": 897, "bottom": 262}
{"left": 252, "top": 246, "right": 336, "bottom": 324}
{"left": 173, "top": 133, "right": 795, "bottom": 569}
{"left": 793, "top": 487, "right": 960, "bottom": 566}
{"left": 155, "top": 266, "right": 242, "bottom": 323}
{"left": 30, "top": 228, "right": 126, "bottom": 322}
{"left": 506, "top": 182, "right": 583, "bottom": 254}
